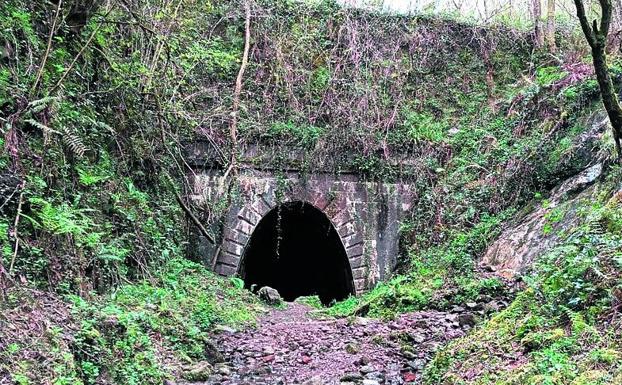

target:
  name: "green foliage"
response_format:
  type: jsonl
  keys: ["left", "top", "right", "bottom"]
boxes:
{"left": 424, "top": 177, "right": 622, "bottom": 384}
{"left": 310, "top": 66, "right": 331, "bottom": 96}
{"left": 180, "top": 39, "right": 240, "bottom": 78}
{"left": 535, "top": 66, "right": 569, "bottom": 87}
{"left": 321, "top": 296, "right": 359, "bottom": 317}
{"left": 326, "top": 210, "right": 512, "bottom": 318}
{"left": 71, "top": 258, "right": 258, "bottom": 384}
{"left": 402, "top": 108, "right": 448, "bottom": 143}
{"left": 0, "top": 259, "right": 259, "bottom": 385}
{"left": 263, "top": 121, "right": 325, "bottom": 147}
{"left": 295, "top": 295, "right": 324, "bottom": 309}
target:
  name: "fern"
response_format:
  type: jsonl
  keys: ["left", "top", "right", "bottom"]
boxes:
{"left": 25, "top": 118, "right": 88, "bottom": 157}
{"left": 27, "top": 96, "right": 60, "bottom": 113}
{"left": 24, "top": 118, "right": 59, "bottom": 135}
{"left": 61, "top": 127, "right": 88, "bottom": 158}
{"left": 89, "top": 118, "right": 115, "bottom": 134}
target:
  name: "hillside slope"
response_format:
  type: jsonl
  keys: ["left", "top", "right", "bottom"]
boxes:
{"left": 1, "top": 0, "right": 622, "bottom": 384}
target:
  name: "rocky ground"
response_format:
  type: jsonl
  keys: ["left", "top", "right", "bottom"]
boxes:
{"left": 178, "top": 301, "right": 486, "bottom": 385}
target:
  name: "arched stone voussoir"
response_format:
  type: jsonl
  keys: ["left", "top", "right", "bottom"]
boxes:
{"left": 330, "top": 208, "right": 355, "bottom": 229}
{"left": 346, "top": 241, "right": 365, "bottom": 260}
{"left": 237, "top": 206, "right": 262, "bottom": 227}
{"left": 223, "top": 227, "right": 250, "bottom": 248}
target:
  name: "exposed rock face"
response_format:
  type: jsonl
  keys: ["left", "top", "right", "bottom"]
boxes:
{"left": 480, "top": 110, "right": 611, "bottom": 277}
{"left": 481, "top": 163, "right": 603, "bottom": 277}
{"left": 257, "top": 286, "right": 282, "bottom": 305}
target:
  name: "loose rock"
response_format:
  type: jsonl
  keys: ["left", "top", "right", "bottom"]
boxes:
{"left": 258, "top": 286, "right": 283, "bottom": 305}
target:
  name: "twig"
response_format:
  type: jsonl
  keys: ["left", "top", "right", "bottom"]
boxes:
{"left": 31, "top": 0, "right": 63, "bottom": 95}
{"left": 175, "top": 191, "right": 215, "bottom": 244}
{"left": 211, "top": 245, "right": 221, "bottom": 271}
{"left": 9, "top": 192, "right": 24, "bottom": 274}
{"left": 0, "top": 185, "right": 19, "bottom": 212}
{"left": 229, "top": 0, "right": 252, "bottom": 171}
{"left": 50, "top": 7, "right": 114, "bottom": 94}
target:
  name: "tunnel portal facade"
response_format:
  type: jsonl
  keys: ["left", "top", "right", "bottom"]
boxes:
{"left": 189, "top": 168, "right": 415, "bottom": 296}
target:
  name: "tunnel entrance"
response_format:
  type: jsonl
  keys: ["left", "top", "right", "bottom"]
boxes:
{"left": 239, "top": 201, "right": 355, "bottom": 305}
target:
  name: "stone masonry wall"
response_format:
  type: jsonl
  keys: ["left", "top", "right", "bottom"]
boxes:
{"left": 189, "top": 168, "right": 414, "bottom": 295}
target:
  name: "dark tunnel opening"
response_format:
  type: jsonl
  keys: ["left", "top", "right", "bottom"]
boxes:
{"left": 240, "top": 201, "right": 355, "bottom": 305}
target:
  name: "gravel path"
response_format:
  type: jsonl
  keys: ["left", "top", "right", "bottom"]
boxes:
{"left": 190, "top": 302, "right": 471, "bottom": 385}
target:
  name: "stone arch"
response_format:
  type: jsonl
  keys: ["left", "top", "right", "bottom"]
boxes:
{"left": 215, "top": 188, "right": 368, "bottom": 295}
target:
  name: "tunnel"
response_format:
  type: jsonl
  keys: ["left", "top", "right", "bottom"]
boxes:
{"left": 239, "top": 201, "right": 355, "bottom": 305}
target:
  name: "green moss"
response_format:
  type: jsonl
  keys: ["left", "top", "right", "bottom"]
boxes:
{"left": 423, "top": 176, "right": 622, "bottom": 384}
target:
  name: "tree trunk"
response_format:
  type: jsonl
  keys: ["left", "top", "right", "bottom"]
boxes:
{"left": 546, "top": 0, "right": 557, "bottom": 51}
{"left": 574, "top": 0, "right": 622, "bottom": 158}
{"left": 534, "top": 0, "right": 544, "bottom": 48}
{"left": 592, "top": 44, "right": 622, "bottom": 156}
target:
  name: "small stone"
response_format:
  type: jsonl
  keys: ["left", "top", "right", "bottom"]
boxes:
{"left": 407, "top": 359, "right": 426, "bottom": 371}
{"left": 215, "top": 363, "right": 231, "bottom": 376}
{"left": 345, "top": 343, "right": 360, "bottom": 354}
{"left": 465, "top": 302, "right": 479, "bottom": 309}
{"left": 410, "top": 333, "right": 425, "bottom": 344}
{"left": 263, "top": 346, "right": 275, "bottom": 355}
{"left": 403, "top": 372, "right": 417, "bottom": 382}
{"left": 363, "top": 380, "right": 380, "bottom": 385}
{"left": 483, "top": 301, "right": 501, "bottom": 314}
{"left": 302, "top": 376, "right": 324, "bottom": 385}
{"left": 458, "top": 313, "right": 477, "bottom": 328}
{"left": 182, "top": 361, "right": 213, "bottom": 381}
{"left": 213, "top": 324, "right": 237, "bottom": 334}
{"left": 262, "top": 354, "right": 275, "bottom": 362}
{"left": 360, "top": 365, "right": 375, "bottom": 374}
{"left": 353, "top": 317, "right": 372, "bottom": 326}
{"left": 341, "top": 373, "right": 364, "bottom": 382}
{"left": 301, "top": 355, "right": 312, "bottom": 364}
{"left": 257, "top": 286, "right": 282, "bottom": 305}
{"left": 365, "top": 371, "right": 385, "bottom": 381}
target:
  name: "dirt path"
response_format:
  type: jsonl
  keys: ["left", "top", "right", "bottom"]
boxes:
{"left": 189, "top": 303, "right": 472, "bottom": 385}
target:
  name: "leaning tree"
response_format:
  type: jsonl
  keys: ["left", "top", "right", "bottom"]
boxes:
{"left": 574, "top": 0, "right": 622, "bottom": 158}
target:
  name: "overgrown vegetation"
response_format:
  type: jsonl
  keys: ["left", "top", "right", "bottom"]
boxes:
{"left": 424, "top": 169, "right": 622, "bottom": 384}
{"left": 2, "top": 0, "right": 622, "bottom": 383}
{"left": 0, "top": 258, "right": 259, "bottom": 385}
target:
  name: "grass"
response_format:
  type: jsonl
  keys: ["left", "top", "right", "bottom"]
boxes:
{"left": 0, "top": 258, "right": 261, "bottom": 385}
{"left": 422, "top": 170, "right": 622, "bottom": 385}
{"left": 323, "top": 211, "right": 511, "bottom": 319}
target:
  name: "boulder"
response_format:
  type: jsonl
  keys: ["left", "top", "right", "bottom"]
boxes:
{"left": 203, "top": 339, "right": 225, "bottom": 363}
{"left": 182, "top": 361, "right": 213, "bottom": 381}
{"left": 257, "top": 286, "right": 282, "bottom": 305}
{"left": 480, "top": 162, "right": 603, "bottom": 278}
